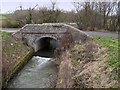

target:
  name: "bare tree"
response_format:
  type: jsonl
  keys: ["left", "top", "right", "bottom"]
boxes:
{"left": 73, "top": 2, "right": 84, "bottom": 28}
{"left": 50, "top": 0, "right": 57, "bottom": 11}
{"left": 96, "top": 2, "right": 117, "bottom": 29}
{"left": 73, "top": 2, "right": 96, "bottom": 29}
{"left": 27, "top": 4, "right": 38, "bottom": 24}
{"left": 118, "top": 1, "right": 120, "bottom": 30}
{"left": 73, "top": 1, "right": 118, "bottom": 31}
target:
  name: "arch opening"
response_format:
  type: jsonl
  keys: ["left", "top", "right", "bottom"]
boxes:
{"left": 39, "top": 37, "right": 58, "bottom": 50}
{"left": 34, "top": 36, "right": 59, "bottom": 57}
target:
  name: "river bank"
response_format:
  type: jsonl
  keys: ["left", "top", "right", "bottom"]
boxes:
{"left": 1, "top": 31, "right": 34, "bottom": 88}
{"left": 1, "top": 31, "right": 58, "bottom": 88}
{"left": 1, "top": 31, "right": 119, "bottom": 88}
{"left": 56, "top": 37, "right": 119, "bottom": 88}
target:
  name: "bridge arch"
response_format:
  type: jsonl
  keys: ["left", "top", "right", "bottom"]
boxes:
{"left": 33, "top": 36, "right": 59, "bottom": 52}
{"left": 13, "top": 23, "right": 91, "bottom": 52}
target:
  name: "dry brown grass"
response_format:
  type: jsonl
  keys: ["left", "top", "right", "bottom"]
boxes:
{"left": 56, "top": 51, "right": 74, "bottom": 88}
{"left": 56, "top": 40, "right": 119, "bottom": 88}
{"left": 71, "top": 41, "right": 119, "bottom": 88}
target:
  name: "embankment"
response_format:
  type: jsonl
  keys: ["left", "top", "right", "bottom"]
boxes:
{"left": 1, "top": 32, "right": 34, "bottom": 88}
{"left": 56, "top": 39, "right": 119, "bottom": 88}
{"left": 1, "top": 31, "right": 119, "bottom": 88}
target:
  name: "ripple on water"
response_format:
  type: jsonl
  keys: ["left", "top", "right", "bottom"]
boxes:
{"left": 7, "top": 56, "right": 57, "bottom": 88}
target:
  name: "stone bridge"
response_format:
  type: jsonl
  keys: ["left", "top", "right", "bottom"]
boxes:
{"left": 13, "top": 23, "right": 91, "bottom": 52}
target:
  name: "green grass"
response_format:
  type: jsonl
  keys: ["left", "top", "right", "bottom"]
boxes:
{"left": 110, "top": 86, "right": 119, "bottom": 88}
{"left": 0, "top": 31, "right": 11, "bottom": 40}
{"left": 0, "top": 15, "right": 7, "bottom": 20}
{"left": 2, "top": 16, "right": 7, "bottom": 19}
{"left": 95, "top": 75, "right": 100, "bottom": 80}
{"left": 93, "top": 36, "right": 120, "bottom": 78}
{"left": 101, "top": 66, "right": 108, "bottom": 72}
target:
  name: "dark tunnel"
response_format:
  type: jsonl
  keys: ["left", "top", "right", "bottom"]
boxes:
{"left": 34, "top": 37, "right": 59, "bottom": 57}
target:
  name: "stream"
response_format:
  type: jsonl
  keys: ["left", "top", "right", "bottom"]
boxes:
{"left": 7, "top": 49, "right": 58, "bottom": 88}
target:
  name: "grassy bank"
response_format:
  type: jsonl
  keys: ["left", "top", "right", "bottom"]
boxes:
{"left": 71, "top": 37, "right": 119, "bottom": 88}
{"left": 93, "top": 36, "right": 119, "bottom": 79}
{"left": 0, "top": 31, "right": 34, "bottom": 88}
{"left": 56, "top": 36, "right": 119, "bottom": 88}
{"left": 0, "top": 15, "right": 7, "bottom": 20}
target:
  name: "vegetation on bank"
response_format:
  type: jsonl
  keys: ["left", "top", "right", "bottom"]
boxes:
{"left": 56, "top": 36, "right": 119, "bottom": 88}
{"left": 1, "top": 31, "right": 34, "bottom": 88}
{"left": 0, "top": 31, "right": 10, "bottom": 40}
{"left": 0, "top": 15, "right": 7, "bottom": 20}
{"left": 93, "top": 36, "right": 119, "bottom": 79}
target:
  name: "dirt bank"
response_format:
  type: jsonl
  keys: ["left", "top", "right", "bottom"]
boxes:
{"left": 56, "top": 40, "right": 119, "bottom": 88}
{"left": 1, "top": 32, "right": 34, "bottom": 88}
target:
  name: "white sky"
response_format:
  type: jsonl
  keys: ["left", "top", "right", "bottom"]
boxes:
{"left": 0, "top": 0, "right": 118, "bottom": 14}
{"left": 0, "top": 0, "right": 75, "bottom": 14}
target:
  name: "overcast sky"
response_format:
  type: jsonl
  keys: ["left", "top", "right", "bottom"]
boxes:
{"left": 0, "top": 0, "right": 117, "bottom": 14}
{"left": 0, "top": 0, "right": 76, "bottom": 14}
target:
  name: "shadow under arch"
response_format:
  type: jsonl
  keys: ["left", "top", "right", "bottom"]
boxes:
{"left": 34, "top": 36, "right": 59, "bottom": 57}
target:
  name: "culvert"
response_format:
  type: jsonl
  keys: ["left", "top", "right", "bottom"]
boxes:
{"left": 33, "top": 36, "right": 59, "bottom": 52}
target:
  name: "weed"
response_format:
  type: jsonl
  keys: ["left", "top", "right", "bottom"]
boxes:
{"left": 110, "top": 86, "right": 119, "bottom": 88}
{"left": 101, "top": 66, "right": 108, "bottom": 72}
{"left": 71, "top": 48, "right": 76, "bottom": 52}
{"left": 0, "top": 31, "right": 11, "bottom": 40}
{"left": 78, "top": 45, "right": 83, "bottom": 49}
{"left": 74, "top": 63, "right": 79, "bottom": 66}
{"left": 73, "top": 75, "right": 77, "bottom": 79}
{"left": 74, "top": 68, "right": 78, "bottom": 71}
{"left": 71, "top": 58, "right": 76, "bottom": 61}
{"left": 71, "top": 57, "right": 81, "bottom": 61}
{"left": 76, "top": 57, "right": 81, "bottom": 60}
{"left": 95, "top": 75, "right": 100, "bottom": 80}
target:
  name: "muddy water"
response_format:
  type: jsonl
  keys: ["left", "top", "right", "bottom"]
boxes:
{"left": 7, "top": 50, "right": 58, "bottom": 88}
